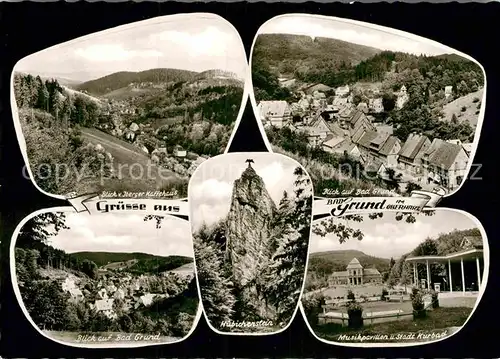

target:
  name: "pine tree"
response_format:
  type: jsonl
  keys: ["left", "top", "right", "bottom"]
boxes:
{"left": 193, "top": 224, "right": 236, "bottom": 326}
{"left": 36, "top": 82, "right": 50, "bottom": 112}
{"left": 264, "top": 166, "right": 312, "bottom": 322}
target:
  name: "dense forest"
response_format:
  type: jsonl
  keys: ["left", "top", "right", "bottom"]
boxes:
{"left": 71, "top": 251, "right": 192, "bottom": 269}
{"left": 15, "top": 213, "right": 198, "bottom": 338}
{"left": 193, "top": 167, "right": 312, "bottom": 331}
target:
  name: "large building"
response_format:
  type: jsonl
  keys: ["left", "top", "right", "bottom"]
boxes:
{"left": 329, "top": 258, "right": 383, "bottom": 286}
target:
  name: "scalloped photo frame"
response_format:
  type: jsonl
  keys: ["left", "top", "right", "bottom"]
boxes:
{"left": 249, "top": 14, "right": 486, "bottom": 199}
{"left": 11, "top": 13, "right": 248, "bottom": 201}
{"left": 300, "top": 207, "right": 488, "bottom": 347}
{"left": 187, "top": 152, "right": 313, "bottom": 335}
{"left": 10, "top": 207, "right": 202, "bottom": 348}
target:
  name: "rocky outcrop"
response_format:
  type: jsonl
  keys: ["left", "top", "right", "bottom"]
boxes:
{"left": 225, "top": 164, "right": 277, "bottom": 318}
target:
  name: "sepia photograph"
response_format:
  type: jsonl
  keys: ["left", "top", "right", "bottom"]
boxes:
{"left": 11, "top": 13, "right": 247, "bottom": 199}
{"left": 251, "top": 14, "right": 486, "bottom": 198}
{"left": 11, "top": 210, "right": 200, "bottom": 347}
{"left": 302, "top": 209, "right": 487, "bottom": 345}
{"left": 188, "top": 153, "right": 312, "bottom": 333}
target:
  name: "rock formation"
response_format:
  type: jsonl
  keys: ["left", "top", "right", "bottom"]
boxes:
{"left": 225, "top": 162, "right": 277, "bottom": 318}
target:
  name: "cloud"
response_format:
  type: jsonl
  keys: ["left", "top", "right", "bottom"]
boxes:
{"left": 190, "top": 178, "right": 233, "bottom": 204}
{"left": 149, "top": 26, "right": 232, "bottom": 57}
{"left": 14, "top": 15, "right": 247, "bottom": 80}
{"left": 258, "top": 161, "right": 296, "bottom": 205}
{"left": 74, "top": 44, "right": 163, "bottom": 62}
{"left": 260, "top": 16, "right": 448, "bottom": 56}
{"left": 309, "top": 211, "right": 478, "bottom": 258}
{"left": 45, "top": 212, "right": 193, "bottom": 257}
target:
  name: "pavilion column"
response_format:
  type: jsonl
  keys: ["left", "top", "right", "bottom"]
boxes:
{"left": 426, "top": 260, "right": 431, "bottom": 290}
{"left": 476, "top": 256, "right": 481, "bottom": 290}
{"left": 448, "top": 259, "right": 453, "bottom": 293}
{"left": 461, "top": 258, "right": 466, "bottom": 294}
{"left": 413, "top": 263, "right": 418, "bottom": 286}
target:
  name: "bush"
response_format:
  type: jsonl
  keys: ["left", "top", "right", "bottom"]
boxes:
{"left": 381, "top": 288, "right": 388, "bottom": 301}
{"left": 347, "top": 301, "right": 364, "bottom": 329}
{"left": 302, "top": 293, "right": 325, "bottom": 327}
{"left": 430, "top": 290, "right": 439, "bottom": 308}
{"left": 347, "top": 290, "right": 355, "bottom": 301}
{"left": 461, "top": 106, "right": 467, "bottom": 112}
{"left": 411, "top": 288, "right": 426, "bottom": 319}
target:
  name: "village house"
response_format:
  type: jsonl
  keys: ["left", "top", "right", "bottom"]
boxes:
{"left": 345, "top": 110, "right": 377, "bottom": 141}
{"left": 257, "top": 100, "right": 292, "bottom": 127}
{"left": 300, "top": 127, "right": 323, "bottom": 147}
{"left": 355, "top": 130, "right": 402, "bottom": 168}
{"left": 61, "top": 277, "right": 84, "bottom": 301}
{"left": 114, "top": 288, "right": 126, "bottom": 300}
{"left": 302, "top": 83, "right": 332, "bottom": 95}
{"left": 97, "top": 288, "right": 108, "bottom": 299}
{"left": 94, "top": 298, "right": 117, "bottom": 319}
{"left": 368, "top": 98, "right": 384, "bottom": 113}
{"left": 135, "top": 293, "right": 156, "bottom": 309}
{"left": 323, "top": 137, "right": 361, "bottom": 159}
{"left": 421, "top": 139, "right": 469, "bottom": 190}
{"left": 297, "top": 98, "right": 310, "bottom": 112}
{"left": 445, "top": 85, "right": 453, "bottom": 99}
{"left": 313, "top": 90, "right": 326, "bottom": 100}
{"left": 365, "top": 159, "right": 389, "bottom": 179}
{"left": 397, "top": 133, "right": 432, "bottom": 174}
{"left": 395, "top": 85, "right": 409, "bottom": 110}
{"left": 173, "top": 145, "right": 187, "bottom": 158}
{"left": 356, "top": 102, "right": 369, "bottom": 114}
{"left": 374, "top": 124, "right": 394, "bottom": 135}
{"left": 335, "top": 85, "right": 350, "bottom": 97}
{"left": 122, "top": 129, "right": 135, "bottom": 141}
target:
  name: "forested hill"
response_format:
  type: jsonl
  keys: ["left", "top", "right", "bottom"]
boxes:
{"left": 253, "top": 33, "right": 484, "bottom": 97}
{"left": 253, "top": 34, "right": 381, "bottom": 74}
{"left": 70, "top": 251, "right": 193, "bottom": 269}
{"left": 308, "top": 249, "right": 391, "bottom": 278}
{"left": 77, "top": 68, "right": 198, "bottom": 95}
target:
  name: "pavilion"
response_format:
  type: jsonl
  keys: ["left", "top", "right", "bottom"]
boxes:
{"left": 405, "top": 236, "right": 484, "bottom": 295}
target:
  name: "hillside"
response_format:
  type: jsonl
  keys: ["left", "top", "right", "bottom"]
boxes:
{"left": 308, "top": 249, "right": 391, "bottom": 276}
{"left": 441, "top": 88, "right": 484, "bottom": 126}
{"left": 62, "top": 86, "right": 101, "bottom": 104}
{"left": 433, "top": 53, "right": 471, "bottom": 62}
{"left": 253, "top": 33, "right": 381, "bottom": 73}
{"left": 70, "top": 251, "right": 193, "bottom": 269}
{"left": 77, "top": 68, "right": 199, "bottom": 96}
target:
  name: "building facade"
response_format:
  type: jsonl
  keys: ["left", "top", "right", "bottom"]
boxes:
{"left": 329, "top": 258, "right": 383, "bottom": 286}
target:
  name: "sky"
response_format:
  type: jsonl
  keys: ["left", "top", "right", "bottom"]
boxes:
{"left": 189, "top": 153, "right": 308, "bottom": 230}
{"left": 258, "top": 15, "right": 452, "bottom": 56}
{"left": 309, "top": 210, "right": 480, "bottom": 259}
{"left": 43, "top": 212, "right": 194, "bottom": 257}
{"left": 15, "top": 14, "right": 247, "bottom": 82}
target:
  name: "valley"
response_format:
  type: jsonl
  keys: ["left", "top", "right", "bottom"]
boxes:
{"left": 13, "top": 68, "right": 244, "bottom": 197}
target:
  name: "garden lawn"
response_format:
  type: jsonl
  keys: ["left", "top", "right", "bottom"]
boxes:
{"left": 314, "top": 306, "right": 472, "bottom": 342}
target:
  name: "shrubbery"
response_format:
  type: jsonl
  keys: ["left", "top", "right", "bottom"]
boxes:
{"left": 410, "top": 287, "right": 426, "bottom": 319}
